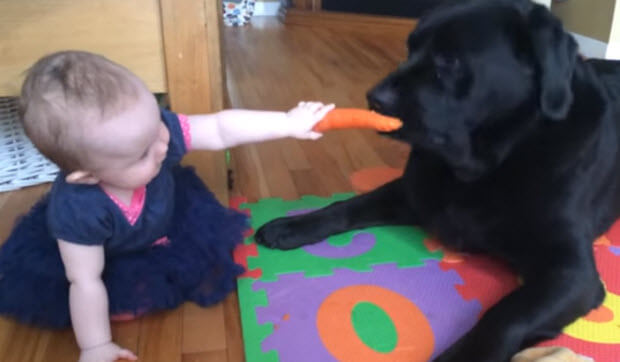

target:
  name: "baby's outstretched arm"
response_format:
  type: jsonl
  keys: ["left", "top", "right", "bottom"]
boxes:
{"left": 189, "top": 102, "right": 334, "bottom": 150}
{"left": 57, "top": 241, "right": 137, "bottom": 362}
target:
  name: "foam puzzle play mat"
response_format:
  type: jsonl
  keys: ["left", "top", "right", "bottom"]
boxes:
{"left": 232, "top": 194, "right": 620, "bottom": 362}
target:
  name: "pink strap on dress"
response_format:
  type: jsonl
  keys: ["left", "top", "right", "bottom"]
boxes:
{"left": 104, "top": 186, "right": 146, "bottom": 226}
{"left": 177, "top": 113, "right": 192, "bottom": 151}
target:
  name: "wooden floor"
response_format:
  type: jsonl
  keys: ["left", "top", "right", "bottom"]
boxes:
{"left": 0, "top": 16, "right": 411, "bottom": 362}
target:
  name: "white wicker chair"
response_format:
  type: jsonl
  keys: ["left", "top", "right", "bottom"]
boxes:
{"left": 0, "top": 97, "right": 59, "bottom": 192}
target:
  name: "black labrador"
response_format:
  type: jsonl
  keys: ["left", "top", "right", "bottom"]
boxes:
{"left": 256, "top": 0, "right": 619, "bottom": 360}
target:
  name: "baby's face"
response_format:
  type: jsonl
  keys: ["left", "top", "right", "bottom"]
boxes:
{"left": 86, "top": 86, "right": 170, "bottom": 190}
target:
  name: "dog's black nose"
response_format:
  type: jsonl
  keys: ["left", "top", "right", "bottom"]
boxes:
{"left": 366, "top": 86, "right": 396, "bottom": 113}
{"left": 366, "top": 92, "right": 384, "bottom": 112}
{"left": 368, "top": 100, "right": 383, "bottom": 112}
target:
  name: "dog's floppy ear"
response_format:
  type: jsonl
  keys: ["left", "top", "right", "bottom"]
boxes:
{"left": 526, "top": 4, "right": 578, "bottom": 121}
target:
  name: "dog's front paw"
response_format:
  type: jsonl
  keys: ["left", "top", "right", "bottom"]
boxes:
{"left": 254, "top": 217, "right": 313, "bottom": 250}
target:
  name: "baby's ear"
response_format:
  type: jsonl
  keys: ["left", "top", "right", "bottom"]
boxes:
{"left": 65, "top": 170, "right": 100, "bottom": 185}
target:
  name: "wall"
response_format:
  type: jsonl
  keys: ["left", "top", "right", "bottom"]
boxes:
{"left": 552, "top": 0, "right": 615, "bottom": 42}
{"left": 606, "top": 1, "right": 620, "bottom": 59}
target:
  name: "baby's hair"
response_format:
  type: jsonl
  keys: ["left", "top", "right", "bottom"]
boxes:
{"left": 19, "top": 50, "right": 141, "bottom": 171}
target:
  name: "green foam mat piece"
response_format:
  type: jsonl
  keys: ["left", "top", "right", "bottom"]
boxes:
{"left": 238, "top": 278, "right": 278, "bottom": 362}
{"left": 242, "top": 194, "right": 440, "bottom": 281}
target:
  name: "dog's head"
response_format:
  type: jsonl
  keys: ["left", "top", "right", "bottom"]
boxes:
{"left": 368, "top": 0, "right": 578, "bottom": 181}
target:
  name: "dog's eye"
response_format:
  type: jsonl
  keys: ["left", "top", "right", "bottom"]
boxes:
{"left": 436, "top": 55, "right": 460, "bottom": 69}
{"left": 430, "top": 134, "right": 447, "bottom": 145}
{"left": 434, "top": 55, "right": 460, "bottom": 80}
{"left": 434, "top": 67, "right": 442, "bottom": 80}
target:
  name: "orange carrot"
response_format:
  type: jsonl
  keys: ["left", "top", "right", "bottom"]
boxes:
{"left": 312, "top": 108, "right": 402, "bottom": 133}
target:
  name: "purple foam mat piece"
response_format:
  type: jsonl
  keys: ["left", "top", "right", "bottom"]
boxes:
{"left": 253, "top": 260, "right": 481, "bottom": 361}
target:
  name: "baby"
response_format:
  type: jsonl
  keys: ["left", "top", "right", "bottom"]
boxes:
{"left": 0, "top": 50, "right": 333, "bottom": 362}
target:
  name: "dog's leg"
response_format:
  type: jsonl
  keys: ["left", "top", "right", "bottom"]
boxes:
{"left": 434, "top": 247, "right": 605, "bottom": 362}
{"left": 255, "top": 178, "right": 414, "bottom": 249}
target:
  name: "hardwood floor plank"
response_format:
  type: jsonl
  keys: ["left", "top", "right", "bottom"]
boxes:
{"left": 222, "top": 293, "right": 244, "bottom": 362}
{"left": 182, "top": 303, "right": 226, "bottom": 354}
{"left": 137, "top": 310, "right": 183, "bottom": 362}
{"left": 182, "top": 350, "right": 227, "bottom": 362}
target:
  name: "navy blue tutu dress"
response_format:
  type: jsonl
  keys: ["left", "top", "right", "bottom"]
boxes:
{"left": 0, "top": 109, "right": 248, "bottom": 328}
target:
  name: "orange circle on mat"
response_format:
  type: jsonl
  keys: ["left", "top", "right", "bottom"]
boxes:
{"left": 583, "top": 304, "right": 614, "bottom": 322}
{"left": 350, "top": 167, "right": 403, "bottom": 194}
{"left": 316, "top": 285, "right": 434, "bottom": 362}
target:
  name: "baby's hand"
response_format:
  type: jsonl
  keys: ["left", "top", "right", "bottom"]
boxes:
{"left": 286, "top": 102, "right": 335, "bottom": 140}
{"left": 79, "top": 342, "right": 137, "bottom": 362}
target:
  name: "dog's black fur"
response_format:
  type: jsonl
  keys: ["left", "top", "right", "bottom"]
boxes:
{"left": 255, "top": 1, "right": 620, "bottom": 360}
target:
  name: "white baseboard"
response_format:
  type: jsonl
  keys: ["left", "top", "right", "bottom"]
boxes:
{"left": 606, "top": 42, "right": 620, "bottom": 60}
{"left": 254, "top": 1, "right": 280, "bottom": 16}
{"left": 571, "top": 32, "right": 608, "bottom": 59}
